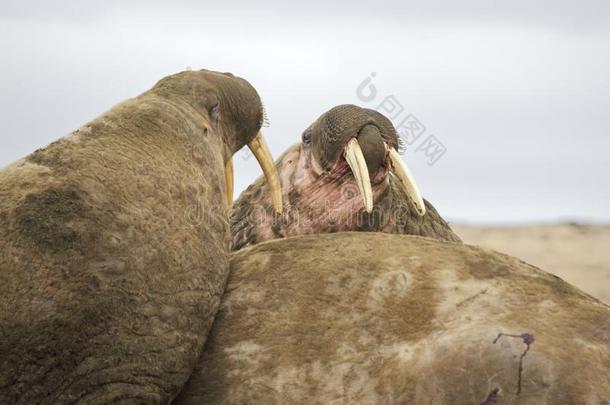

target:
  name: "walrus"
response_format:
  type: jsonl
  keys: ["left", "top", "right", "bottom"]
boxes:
{"left": 231, "top": 104, "right": 461, "bottom": 250}
{"left": 174, "top": 233, "right": 610, "bottom": 404}
{"left": 0, "top": 69, "right": 282, "bottom": 404}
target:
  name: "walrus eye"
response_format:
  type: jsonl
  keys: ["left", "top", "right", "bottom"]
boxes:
{"left": 302, "top": 129, "right": 312, "bottom": 145}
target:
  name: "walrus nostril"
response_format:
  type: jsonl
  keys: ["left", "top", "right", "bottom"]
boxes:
{"left": 356, "top": 125, "right": 386, "bottom": 177}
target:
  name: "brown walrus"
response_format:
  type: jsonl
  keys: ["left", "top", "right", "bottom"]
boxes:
{"left": 0, "top": 70, "right": 281, "bottom": 404}
{"left": 231, "top": 104, "right": 461, "bottom": 250}
{"left": 174, "top": 232, "right": 610, "bottom": 404}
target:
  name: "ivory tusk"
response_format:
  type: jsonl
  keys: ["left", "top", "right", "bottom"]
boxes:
{"left": 248, "top": 131, "right": 283, "bottom": 214}
{"left": 225, "top": 159, "right": 234, "bottom": 208}
{"left": 344, "top": 138, "right": 374, "bottom": 213}
{"left": 386, "top": 146, "right": 426, "bottom": 216}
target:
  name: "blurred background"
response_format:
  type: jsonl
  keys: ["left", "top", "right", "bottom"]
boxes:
{"left": 1, "top": 0, "right": 608, "bottom": 301}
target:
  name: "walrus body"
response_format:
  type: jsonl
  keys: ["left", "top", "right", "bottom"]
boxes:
{"left": 174, "top": 233, "right": 610, "bottom": 404}
{"left": 231, "top": 105, "right": 461, "bottom": 250}
{"left": 0, "top": 70, "right": 279, "bottom": 403}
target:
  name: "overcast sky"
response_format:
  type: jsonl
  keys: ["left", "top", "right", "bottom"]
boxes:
{"left": 1, "top": 0, "right": 608, "bottom": 224}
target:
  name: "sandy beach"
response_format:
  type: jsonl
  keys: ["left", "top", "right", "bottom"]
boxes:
{"left": 455, "top": 223, "right": 610, "bottom": 304}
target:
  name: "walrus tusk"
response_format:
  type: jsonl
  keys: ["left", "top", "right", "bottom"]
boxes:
{"left": 386, "top": 145, "right": 426, "bottom": 216}
{"left": 344, "top": 138, "right": 374, "bottom": 213}
{"left": 248, "top": 131, "right": 283, "bottom": 214}
{"left": 225, "top": 159, "right": 234, "bottom": 208}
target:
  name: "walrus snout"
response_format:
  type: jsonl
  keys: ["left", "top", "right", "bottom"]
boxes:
{"left": 313, "top": 105, "right": 397, "bottom": 168}
{"left": 356, "top": 124, "right": 386, "bottom": 178}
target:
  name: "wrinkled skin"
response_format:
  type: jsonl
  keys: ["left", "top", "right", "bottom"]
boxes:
{"left": 232, "top": 105, "right": 460, "bottom": 251}
{"left": 174, "top": 233, "right": 610, "bottom": 404}
{"left": 0, "top": 70, "right": 264, "bottom": 404}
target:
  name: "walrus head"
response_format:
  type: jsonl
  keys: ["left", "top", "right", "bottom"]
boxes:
{"left": 231, "top": 104, "right": 461, "bottom": 250}
{"left": 151, "top": 69, "right": 282, "bottom": 212}
{"left": 304, "top": 104, "right": 425, "bottom": 215}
